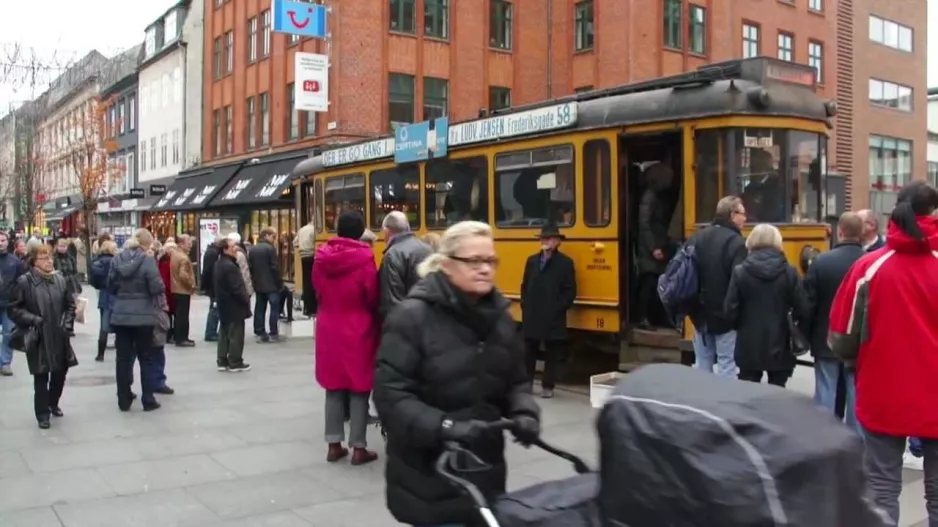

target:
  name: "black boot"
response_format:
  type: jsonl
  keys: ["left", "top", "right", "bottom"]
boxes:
{"left": 96, "top": 332, "right": 106, "bottom": 362}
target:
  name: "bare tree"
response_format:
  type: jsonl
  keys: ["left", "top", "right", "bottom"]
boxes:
{"left": 12, "top": 100, "right": 49, "bottom": 235}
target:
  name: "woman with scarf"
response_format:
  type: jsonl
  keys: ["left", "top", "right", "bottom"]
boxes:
{"left": 9, "top": 244, "right": 77, "bottom": 429}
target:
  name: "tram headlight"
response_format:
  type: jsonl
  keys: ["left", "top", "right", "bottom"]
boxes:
{"left": 824, "top": 100, "right": 838, "bottom": 117}
{"left": 746, "top": 87, "right": 770, "bottom": 108}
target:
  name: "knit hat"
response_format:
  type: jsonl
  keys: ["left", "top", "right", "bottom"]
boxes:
{"left": 228, "top": 232, "right": 242, "bottom": 244}
{"left": 336, "top": 210, "right": 365, "bottom": 240}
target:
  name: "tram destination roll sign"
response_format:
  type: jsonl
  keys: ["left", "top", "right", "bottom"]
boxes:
{"left": 448, "top": 102, "right": 578, "bottom": 147}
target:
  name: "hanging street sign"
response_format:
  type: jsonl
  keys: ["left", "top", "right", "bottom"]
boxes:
{"left": 272, "top": 0, "right": 328, "bottom": 39}
{"left": 295, "top": 52, "right": 329, "bottom": 112}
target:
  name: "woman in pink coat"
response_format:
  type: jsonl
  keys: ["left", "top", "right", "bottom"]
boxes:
{"left": 312, "top": 210, "right": 380, "bottom": 466}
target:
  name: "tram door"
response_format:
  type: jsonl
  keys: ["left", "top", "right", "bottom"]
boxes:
{"left": 617, "top": 133, "right": 684, "bottom": 334}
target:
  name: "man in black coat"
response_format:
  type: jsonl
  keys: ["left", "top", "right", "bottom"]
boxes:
{"left": 378, "top": 211, "right": 433, "bottom": 318}
{"left": 520, "top": 225, "right": 577, "bottom": 399}
{"left": 802, "top": 212, "right": 866, "bottom": 425}
{"left": 247, "top": 227, "right": 283, "bottom": 342}
{"left": 214, "top": 238, "right": 251, "bottom": 372}
{"left": 201, "top": 239, "right": 222, "bottom": 342}
{"left": 686, "top": 196, "right": 748, "bottom": 378}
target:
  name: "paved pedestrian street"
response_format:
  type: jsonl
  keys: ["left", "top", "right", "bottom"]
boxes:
{"left": 0, "top": 290, "right": 928, "bottom": 526}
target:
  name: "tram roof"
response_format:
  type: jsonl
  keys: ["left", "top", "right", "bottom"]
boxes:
{"left": 293, "top": 57, "right": 829, "bottom": 177}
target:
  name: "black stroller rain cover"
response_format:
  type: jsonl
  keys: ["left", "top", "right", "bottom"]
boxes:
{"left": 597, "top": 364, "right": 890, "bottom": 527}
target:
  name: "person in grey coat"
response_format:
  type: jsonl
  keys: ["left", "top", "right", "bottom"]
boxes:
{"left": 107, "top": 228, "right": 165, "bottom": 412}
{"left": 378, "top": 211, "right": 432, "bottom": 318}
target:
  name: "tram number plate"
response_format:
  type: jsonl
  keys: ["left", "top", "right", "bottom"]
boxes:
{"left": 596, "top": 317, "right": 605, "bottom": 329}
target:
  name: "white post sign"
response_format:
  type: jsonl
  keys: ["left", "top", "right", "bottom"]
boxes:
{"left": 295, "top": 52, "right": 329, "bottom": 112}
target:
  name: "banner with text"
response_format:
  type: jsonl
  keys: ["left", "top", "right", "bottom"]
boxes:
{"left": 295, "top": 52, "right": 329, "bottom": 112}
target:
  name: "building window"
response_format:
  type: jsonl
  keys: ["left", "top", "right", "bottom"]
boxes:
{"left": 304, "top": 111, "right": 316, "bottom": 137}
{"left": 246, "top": 96, "right": 256, "bottom": 148}
{"left": 390, "top": 0, "right": 416, "bottom": 33}
{"left": 173, "top": 67, "right": 182, "bottom": 103}
{"left": 389, "top": 73, "right": 415, "bottom": 129}
{"left": 213, "top": 37, "right": 222, "bottom": 79}
{"left": 489, "top": 86, "right": 511, "bottom": 111}
{"left": 247, "top": 17, "right": 258, "bottom": 62}
{"left": 165, "top": 10, "right": 178, "bottom": 42}
{"left": 149, "top": 137, "right": 156, "bottom": 169}
{"left": 225, "top": 105, "right": 233, "bottom": 154}
{"left": 118, "top": 101, "right": 125, "bottom": 134}
{"left": 742, "top": 23, "right": 760, "bottom": 58}
{"left": 425, "top": 0, "right": 449, "bottom": 39}
{"left": 109, "top": 106, "right": 116, "bottom": 137}
{"left": 214, "top": 109, "right": 221, "bottom": 156}
{"left": 423, "top": 77, "right": 448, "bottom": 120}
{"left": 140, "top": 142, "right": 146, "bottom": 173}
{"left": 574, "top": 1, "right": 594, "bottom": 52}
{"left": 869, "top": 15, "right": 913, "bottom": 53}
{"left": 260, "top": 92, "right": 270, "bottom": 145}
{"left": 172, "top": 129, "right": 180, "bottom": 164}
{"left": 928, "top": 161, "right": 938, "bottom": 187}
{"left": 128, "top": 96, "right": 135, "bottom": 130}
{"left": 160, "top": 133, "right": 167, "bottom": 167}
{"left": 145, "top": 28, "right": 156, "bottom": 57}
{"left": 262, "top": 10, "right": 272, "bottom": 57}
{"left": 225, "top": 31, "right": 234, "bottom": 73}
{"left": 287, "top": 83, "right": 298, "bottom": 140}
{"left": 125, "top": 152, "right": 134, "bottom": 191}
{"left": 777, "top": 32, "right": 793, "bottom": 61}
{"left": 869, "top": 79, "right": 913, "bottom": 112}
{"left": 808, "top": 41, "right": 823, "bottom": 83}
{"left": 663, "top": 0, "right": 682, "bottom": 49}
{"left": 490, "top": 1, "right": 513, "bottom": 50}
{"left": 869, "top": 135, "right": 911, "bottom": 191}
{"left": 583, "top": 140, "right": 612, "bottom": 227}
{"left": 688, "top": 5, "right": 706, "bottom": 54}
{"left": 809, "top": 0, "right": 822, "bottom": 11}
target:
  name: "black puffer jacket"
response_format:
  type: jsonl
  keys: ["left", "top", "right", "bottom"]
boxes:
{"left": 378, "top": 232, "right": 433, "bottom": 317}
{"left": 724, "top": 248, "right": 809, "bottom": 372}
{"left": 373, "top": 272, "right": 539, "bottom": 526}
{"left": 687, "top": 220, "right": 747, "bottom": 335}
{"left": 9, "top": 269, "right": 77, "bottom": 375}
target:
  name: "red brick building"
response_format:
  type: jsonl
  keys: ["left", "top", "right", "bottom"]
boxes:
{"left": 201, "top": 0, "right": 925, "bottom": 213}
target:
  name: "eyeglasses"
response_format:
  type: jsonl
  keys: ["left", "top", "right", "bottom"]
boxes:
{"left": 733, "top": 209, "right": 747, "bottom": 216}
{"left": 450, "top": 255, "right": 500, "bottom": 269}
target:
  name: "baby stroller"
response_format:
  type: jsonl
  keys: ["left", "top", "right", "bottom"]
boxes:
{"left": 436, "top": 419, "right": 599, "bottom": 527}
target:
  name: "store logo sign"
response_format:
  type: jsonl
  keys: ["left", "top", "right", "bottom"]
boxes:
{"left": 156, "top": 190, "right": 177, "bottom": 208}
{"left": 174, "top": 188, "right": 195, "bottom": 207}
{"left": 222, "top": 179, "right": 250, "bottom": 201}
{"left": 190, "top": 185, "right": 217, "bottom": 205}
{"left": 256, "top": 174, "right": 289, "bottom": 198}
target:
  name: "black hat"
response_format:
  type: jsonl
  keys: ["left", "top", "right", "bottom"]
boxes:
{"left": 336, "top": 210, "right": 365, "bottom": 240}
{"left": 536, "top": 224, "right": 566, "bottom": 240}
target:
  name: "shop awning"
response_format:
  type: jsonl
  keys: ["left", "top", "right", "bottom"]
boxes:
{"left": 149, "top": 163, "right": 244, "bottom": 212}
{"left": 209, "top": 153, "right": 307, "bottom": 207}
{"left": 46, "top": 206, "right": 79, "bottom": 221}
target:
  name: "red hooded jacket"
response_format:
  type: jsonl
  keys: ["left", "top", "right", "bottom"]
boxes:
{"left": 829, "top": 216, "right": 938, "bottom": 438}
{"left": 158, "top": 253, "right": 175, "bottom": 314}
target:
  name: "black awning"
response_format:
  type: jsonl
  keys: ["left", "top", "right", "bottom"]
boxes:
{"left": 149, "top": 163, "right": 243, "bottom": 212}
{"left": 209, "top": 154, "right": 306, "bottom": 207}
{"left": 46, "top": 206, "right": 79, "bottom": 221}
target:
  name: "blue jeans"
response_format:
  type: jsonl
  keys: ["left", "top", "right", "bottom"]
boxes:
{"left": 150, "top": 345, "right": 167, "bottom": 389}
{"left": 692, "top": 328, "right": 736, "bottom": 378}
{"left": 253, "top": 291, "right": 281, "bottom": 337}
{"left": 813, "top": 359, "right": 858, "bottom": 431}
{"left": 0, "top": 311, "right": 13, "bottom": 366}
{"left": 205, "top": 298, "right": 220, "bottom": 340}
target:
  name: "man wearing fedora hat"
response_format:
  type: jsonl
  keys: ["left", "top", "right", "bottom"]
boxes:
{"left": 520, "top": 224, "right": 577, "bottom": 398}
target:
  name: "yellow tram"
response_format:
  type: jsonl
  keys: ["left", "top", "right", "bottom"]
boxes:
{"left": 291, "top": 57, "right": 836, "bottom": 371}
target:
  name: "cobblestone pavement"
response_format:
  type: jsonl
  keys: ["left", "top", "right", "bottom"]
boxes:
{"left": 0, "top": 290, "right": 927, "bottom": 526}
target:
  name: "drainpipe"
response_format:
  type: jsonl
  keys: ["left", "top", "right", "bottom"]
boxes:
{"left": 180, "top": 42, "right": 188, "bottom": 171}
{"left": 546, "top": 0, "right": 553, "bottom": 99}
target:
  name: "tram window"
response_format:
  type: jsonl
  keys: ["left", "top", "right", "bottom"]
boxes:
{"left": 583, "top": 140, "right": 611, "bottom": 227}
{"left": 314, "top": 178, "right": 324, "bottom": 232}
{"left": 324, "top": 174, "right": 365, "bottom": 231}
{"left": 425, "top": 156, "right": 489, "bottom": 229}
{"left": 370, "top": 165, "right": 420, "bottom": 229}
{"left": 495, "top": 145, "right": 575, "bottom": 227}
{"left": 694, "top": 129, "right": 732, "bottom": 223}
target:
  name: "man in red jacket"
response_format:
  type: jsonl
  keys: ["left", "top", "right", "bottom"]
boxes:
{"left": 829, "top": 181, "right": 938, "bottom": 527}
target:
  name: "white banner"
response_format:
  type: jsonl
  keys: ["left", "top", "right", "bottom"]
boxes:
{"left": 295, "top": 52, "right": 329, "bottom": 112}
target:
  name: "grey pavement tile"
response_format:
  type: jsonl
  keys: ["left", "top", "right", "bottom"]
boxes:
{"left": 53, "top": 488, "right": 219, "bottom": 527}
{"left": 293, "top": 495, "right": 399, "bottom": 527}
{"left": 185, "top": 470, "right": 344, "bottom": 520}
{"left": 97, "top": 454, "right": 236, "bottom": 496}
{"left": 0, "top": 506, "right": 64, "bottom": 527}
{"left": 0, "top": 451, "right": 32, "bottom": 479}
{"left": 222, "top": 417, "right": 319, "bottom": 445}
{"left": 20, "top": 439, "right": 143, "bottom": 473}
{"left": 239, "top": 400, "right": 322, "bottom": 421}
{"left": 134, "top": 430, "right": 249, "bottom": 460}
{"left": 301, "top": 459, "right": 386, "bottom": 499}
{"left": 210, "top": 441, "right": 320, "bottom": 477}
{"left": 199, "top": 510, "right": 313, "bottom": 527}
{"left": 0, "top": 468, "right": 115, "bottom": 513}
{"left": 0, "top": 426, "right": 71, "bottom": 450}
{"left": 146, "top": 407, "right": 257, "bottom": 432}
{"left": 58, "top": 415, "right": 169, "bottom": 442}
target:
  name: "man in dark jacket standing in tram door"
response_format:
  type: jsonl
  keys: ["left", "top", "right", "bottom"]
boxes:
{"left": 521, "top": 225, "right": 577, "bottom": 399}
{"left": 802, "top": 212, "right": 866, "bottom": 427}
{"left": 686, "top": 196, "right": 748, "bottom": 378}
{"left": 635, "top": 163, "right": 676, "bottom": 328}
{"left": 201, "top": 239, "right": 221, "bottom": 342}
{"left": 378, "top": 211, "right": 432, "bottom": 318}
{"left": 248, "top": 227, "right": 283, "bottom": 343}
{"left": 214, "top": 238, "right": 252, "bottom": 372}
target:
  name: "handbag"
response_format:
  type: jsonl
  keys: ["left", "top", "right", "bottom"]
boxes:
{"left": 785, "top": 269, "right": 810, "bottom": 357}
{"left": 10, "top": 325, "right": 39, "bottom": 353}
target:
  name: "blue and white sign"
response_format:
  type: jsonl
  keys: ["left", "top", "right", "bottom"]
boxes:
{"left": 273, "top": 0, "right": 328, "bottom": 39}
{"left": 322, "top": 138, "right": 395, "bottom": 168}
{"left": 394, "top": 118, "right": 449, "bottom": 164}
{"left": 448, "top": 103, "right": 577, "bottom": 147}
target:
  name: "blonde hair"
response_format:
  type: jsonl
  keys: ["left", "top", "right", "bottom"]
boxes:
{"left": 746, "top": 223, "right": 784, "bottom": 251}
{"left": 416, "top": 221, "right": 493, "bottom": 278}
{"left": 125, "top": 228, "right": 154, "bottom": 250}
{"left": 360, "top": 229, "right": 377, "bottom": 246}
{"left": 99, "top": 240, "right": 118, "bottom": 256}
{"left": 420, "top": 232, "right": 441, "bottom": 251}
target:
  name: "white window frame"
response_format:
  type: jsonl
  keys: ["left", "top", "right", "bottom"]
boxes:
{"left": 777, "top": 32, "right": 793, "bottom": 61}
{"left": 262, "top": 11, "right": 272, "bottom": 57}
{"left": 869, "top": 15, "right": 913, "bottom": 52}
{"left": 808, "top": 41, "right": 823, "bottom": 84}
{"left": 742, "top": 24, "right": 759, "bottom": 58}
{"left": 225, "top": 31, "right": 234, "bottom": 72}
{"left": 248, "top": 17, "right": 258, "bottom": 62}
{"left": 172, "top": 129, "right": 180, "bottom": 164}
{"left": 129, "top": 95, "right": 136, "bottom": 130}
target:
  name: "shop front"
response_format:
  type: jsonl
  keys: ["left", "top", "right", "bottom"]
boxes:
{"left": 207, "top": 152, "right": 306, "bottom": 283}
{"left": 138, "top": 178, "right": 176, "bottom": 240}
{"left": 45, "top": 195, "right": 83, "bottom": 236}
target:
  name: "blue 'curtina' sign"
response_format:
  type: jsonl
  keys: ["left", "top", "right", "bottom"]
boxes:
{"left": 272, "top": 0, "right": 328, "bottom": 39}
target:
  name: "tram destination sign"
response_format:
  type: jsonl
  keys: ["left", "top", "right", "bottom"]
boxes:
{"left": 322, "top": 138, "right": 395, "bottom": 168}
{"left": 448, "top": 103, "right": 578, "bottom": 147}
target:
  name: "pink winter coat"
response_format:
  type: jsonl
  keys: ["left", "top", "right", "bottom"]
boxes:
{"left": 312, "top": 237, "right": 380, "bottom": 392}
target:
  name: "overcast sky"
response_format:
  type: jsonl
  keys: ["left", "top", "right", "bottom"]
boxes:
{"left": 0, "top": 0, "right": 935, "bottom": 114}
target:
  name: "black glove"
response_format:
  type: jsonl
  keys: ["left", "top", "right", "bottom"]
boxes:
{"left": 511, "top": 415, "right": 540, "bottom": 446}
{"left": 440, "top": 419, "right": 489, "bottom": 443}
{"left": 31, "top": 317, "right": 43, "bottom": 328}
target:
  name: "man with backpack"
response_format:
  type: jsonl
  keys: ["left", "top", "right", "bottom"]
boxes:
{"left": 682, "top": 196, "right": 748, "bottom": 378}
